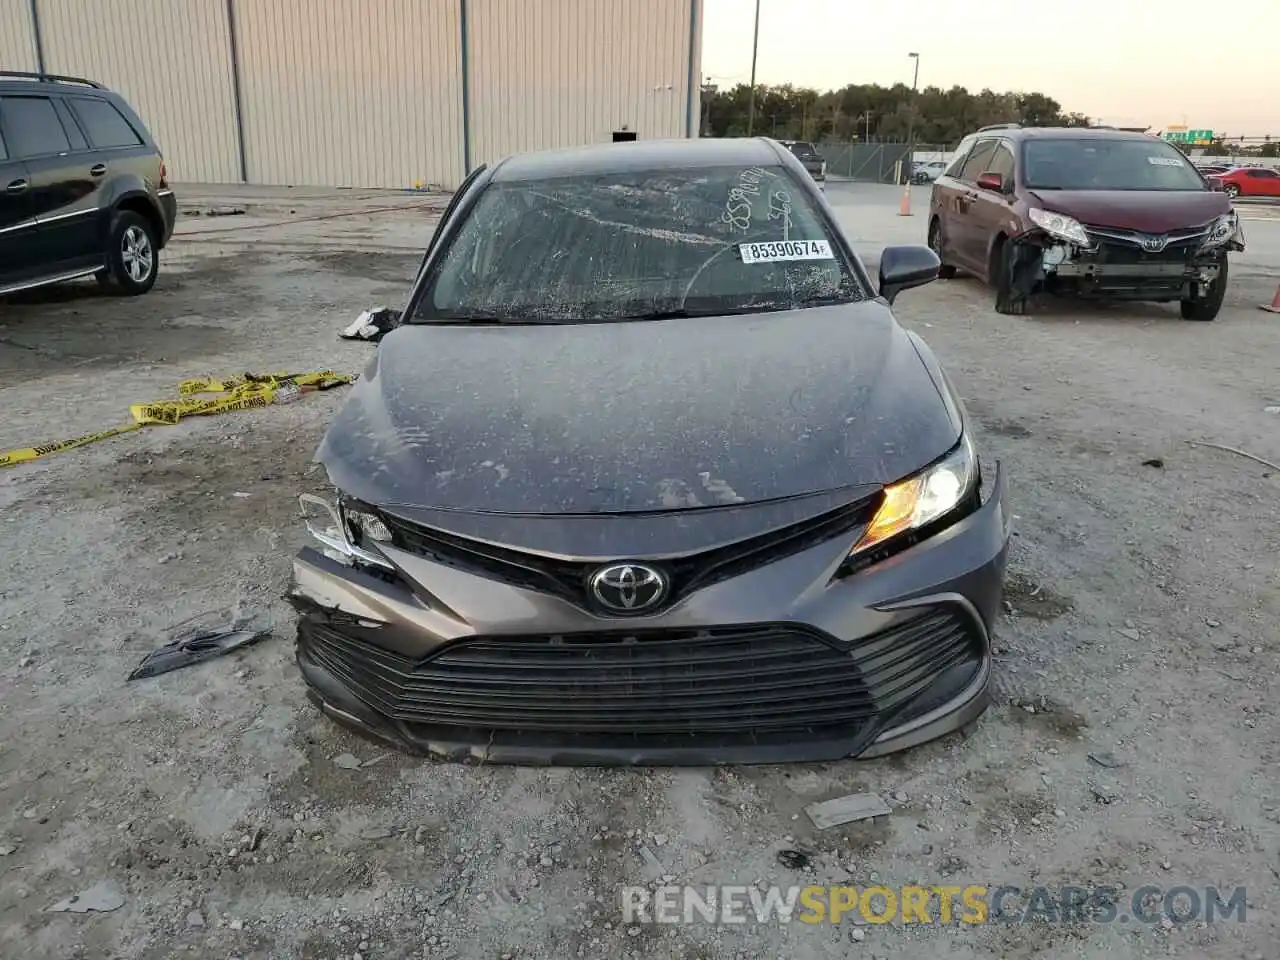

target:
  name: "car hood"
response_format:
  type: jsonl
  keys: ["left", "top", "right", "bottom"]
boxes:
{"left": 1027, "top": 189, "right": 1230, "bottom": 233}
{"left": 316, "top": 302, "right": 960, "bottom": 515}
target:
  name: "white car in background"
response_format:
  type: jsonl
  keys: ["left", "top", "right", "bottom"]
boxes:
{"left": 912, "top": 160, "right": 949, "bottom": 184}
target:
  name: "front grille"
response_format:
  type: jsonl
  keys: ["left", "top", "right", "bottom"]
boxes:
{"left": 299, "top": 607, "right": 983, "bottom": 749}
{"left": 1082, "top": 225, "right": 1209, "bottom": 265}
{"left": 377, "top": 496, "right": 877, "bottom": 613}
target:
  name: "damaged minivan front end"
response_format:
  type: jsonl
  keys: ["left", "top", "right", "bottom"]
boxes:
{"left": 931, "top": 127, "right": 1246, "bottom": 321}
{"left": 1013, "top": 206, "right": 1245, "bottom": 303}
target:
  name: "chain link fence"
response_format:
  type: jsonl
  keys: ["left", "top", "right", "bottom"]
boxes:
{"left": 816, "top": 142, "right": 952, "bottom": 183}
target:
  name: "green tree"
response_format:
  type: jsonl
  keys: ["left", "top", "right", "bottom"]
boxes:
{"left": 706, "top": 81, "right": 1086, "bottom": 146}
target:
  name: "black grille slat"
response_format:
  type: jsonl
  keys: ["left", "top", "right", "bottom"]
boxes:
{"left": 872, "top": 648, "right": 974, "bottom": 709}
{"left": 433, "top": 643, "right": 824, "bottom": 671}
{"left": 854, "top": 614, "right": 969, "bottom": 673}
{"left": 310, "top": 630, "right": 863, "bottom": 702}
{"left": 384, "top": 704, "right": 877, "bottom": 734}
{"left": 377, "top": 497, "right": 877, "bottom": 612}
{"left": 1082, "top": 225, "right": 1209, "bottom": 267}
{"left": 300, "top": 610, "right": 984, "bottom": 745}
{"left": 425, "top": 655, "right": 842, "bottom": 683}
{"left": 390, "top": 689, "right": 876, "bottom": 722}
{"left": 320, "top": 661, "right": 871, "bottom": 710}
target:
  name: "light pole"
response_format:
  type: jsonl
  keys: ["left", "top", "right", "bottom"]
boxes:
{"left": 857, "top": 111, "right": 873, "bottom": 142}
{"left": 900, "top": 52, "right": 919, "bottom": 215}
{"left": 701, "top": 77, "right": 717, "bottom": 137}
{"left": 746, "top": 0, "right": 761, "bottom": 136}
{"left": 906, "top": 53, "right": 920, "bottom": 177}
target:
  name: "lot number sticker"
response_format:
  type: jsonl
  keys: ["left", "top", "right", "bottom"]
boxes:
{"left": 1147, "top": 156, "right": 1184, "bottom": 166}
{"left": 739, "top": 239, "right": 834, "bottom": 264}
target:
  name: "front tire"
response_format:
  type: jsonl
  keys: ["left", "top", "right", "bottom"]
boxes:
{"left": 1180, "top": 255, "right": 1228, "bottom": 322}
{"left": 1224, "top": 183, "right": 1240, "bottom": 200}
{"left": 102, "top": 210, "right": 159, "bottom": 296}
{"left": 928, "top": 218, "right": 957, "bottom": 279}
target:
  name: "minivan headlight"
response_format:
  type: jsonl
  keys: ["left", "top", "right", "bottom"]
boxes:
{"left": 851, "top": 433, "right": 977, "bottom": 555}
{"left": 1200, "top": 212, "right": 1239, "bottom": 250}
{"left": 1028, "top": 208, "right": 1091, "bottom": 247}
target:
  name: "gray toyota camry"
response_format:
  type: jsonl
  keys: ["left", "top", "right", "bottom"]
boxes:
{"left": 289, "top": 137, "right": 1010, "bottom": 766}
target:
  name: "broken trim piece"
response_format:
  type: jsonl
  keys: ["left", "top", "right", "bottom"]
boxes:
{"left": 127, "top": 621, "right": 269, "bottom": 681}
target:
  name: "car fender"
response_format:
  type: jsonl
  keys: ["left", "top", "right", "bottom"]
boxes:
{"left": 97, "top": 180, "right": 164, "bottom": 238}
{"left": 904, "top": 331, "right": 964, "bottom": 439}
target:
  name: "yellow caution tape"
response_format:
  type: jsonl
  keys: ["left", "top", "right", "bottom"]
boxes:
{"left": 0, "top": 370, "right": 354, "bottom": 469}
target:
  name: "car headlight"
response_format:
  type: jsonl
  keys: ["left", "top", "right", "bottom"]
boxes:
{"left": 1200, "top": 212, "right": 1239, "bottom": 250}
{"left": 339, "top": 497, "right": 393, "bottom": 545}
{"left": 851, "top": 433, "right": 978, "bottom": 555}
{"left": 299, "top": 493, "right": 394, "bottom": 570}
{"left": 1028, "top": 208, "right": 1091, "bottom": 247}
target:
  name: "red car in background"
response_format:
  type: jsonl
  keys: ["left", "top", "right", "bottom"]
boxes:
{"left": 1215, "top": 166, "right": 1280, "bottom": 199}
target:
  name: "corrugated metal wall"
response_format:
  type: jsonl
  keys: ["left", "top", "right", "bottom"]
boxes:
{"left": 688, "top": 0, "right": 703, "bottom": 139}
{"left": 234, "top": 0, "right": 464, "bottom": 190}
{"left": 468, "top": 0, "right": 696, "bottom": 165}
{"left": 0, "top": 0, "right": 39, "bottom": 72}
{"left": 37, "top": 0, "right": 242, "bottom": 183}
{"left": 6, "top": 0, "right": 698, "bottom": 188}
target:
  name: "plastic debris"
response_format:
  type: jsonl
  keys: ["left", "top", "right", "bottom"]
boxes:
{"left": 47, "top": 881, "right": 125, "bottom": 914}
{"left": 776, "top": 848, "right": 812, "bottom": 869}
{"left": 340, "top": 306, "right": 404, "bottom": 344}
{"left": 804, "top": 792, "right": 892, "bottom": 830}
{"left": 127, "top": 613, "right": 268, "bottom": 681}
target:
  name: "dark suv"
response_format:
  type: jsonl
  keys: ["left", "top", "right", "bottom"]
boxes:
{"left": 0, "top": 71, "right": 177, "bottom": 298}
{"left": 779, "top": 140, "right": 826, "bottom": 187}
{"left": 928, "top": 124, "right": 1244, "bottom": 320}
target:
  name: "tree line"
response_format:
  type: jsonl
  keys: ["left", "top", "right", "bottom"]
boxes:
{"left": 700, "top": 82, "right": 1091, "bottom": 146}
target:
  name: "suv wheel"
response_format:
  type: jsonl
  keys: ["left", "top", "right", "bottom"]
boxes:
{"left": 1180, "top": 255, "right": 1227, "bottom": 322}
{"left": 99, "top": 210, "right": 159, "bottom": 296}
{"left": 928, "top": 219, "right": 957, "bottom": 279}
{"left": 992, "top": 239, "right": 1029, "bottom": 315}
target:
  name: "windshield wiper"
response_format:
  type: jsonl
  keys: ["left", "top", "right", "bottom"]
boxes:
{"left": 428, "top": 313, "right": 550, "bottom": 325}
{"left": 618, "top": 308, "right": 698, "bottom": 321}
{"left": 793, "top": 292, "right": 859, "bottom": 308}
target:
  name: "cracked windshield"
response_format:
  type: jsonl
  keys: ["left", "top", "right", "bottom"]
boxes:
{"left": 416, "top": 165, "right": 862, "bottom": 323}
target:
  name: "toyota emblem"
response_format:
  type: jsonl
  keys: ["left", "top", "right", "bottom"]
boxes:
{"left": 589, "top": 563, "right": 668, "bottom": 614}
{"left": 1141, "top": 235, "right": 1168, "bottom": 252}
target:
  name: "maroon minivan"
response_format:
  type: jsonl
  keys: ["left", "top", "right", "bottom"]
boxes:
{"left": 927, "top": 124, "right": 1245, "bottom": 320}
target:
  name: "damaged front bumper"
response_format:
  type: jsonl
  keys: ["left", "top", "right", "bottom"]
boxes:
{"left": 1011, "top": 215, "right": 1245, "bottom": 302}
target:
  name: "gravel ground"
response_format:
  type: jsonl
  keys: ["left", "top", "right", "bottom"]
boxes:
{"left": 1, "top": 182, "right": 1277, "bottom": 960}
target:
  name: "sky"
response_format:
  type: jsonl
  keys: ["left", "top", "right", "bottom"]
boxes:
{"left": 700, "top": 0, "right": 1277, "bottom": 136}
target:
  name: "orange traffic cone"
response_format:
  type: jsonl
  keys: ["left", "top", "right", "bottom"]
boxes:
{"left": 898, "top": 183, "right": 912, "bottom": 217}
{"left": 1262, "top": 284, "right": 1280, "bottom": 313}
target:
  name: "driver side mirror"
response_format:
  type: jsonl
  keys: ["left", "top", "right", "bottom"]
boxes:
{"left": 1206, "top": 176, "right": 1225, "bottom": 192}
{"left": 878, "top": 245, "right": 940, "bottom": 304}
{"left": 976, "top": 172, "right": 1005, "bottom": 193}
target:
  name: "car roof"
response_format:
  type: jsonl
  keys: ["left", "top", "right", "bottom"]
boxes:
{"left": 999, "top": 127, "right": 1161, "bottom": 143}
{"left": 0, "top": 71, "right": 109, "bottom": 94}
{"left": 490, "top": 137, "right": 786, "bottom": 182}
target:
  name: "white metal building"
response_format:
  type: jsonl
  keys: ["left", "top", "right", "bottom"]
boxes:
{"left": 0, "top": 0, "right": 703, "bottom": 189}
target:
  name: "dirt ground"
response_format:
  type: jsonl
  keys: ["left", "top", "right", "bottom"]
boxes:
{"left": 1, "top": 182, "right": 1278, "bottom": 960}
